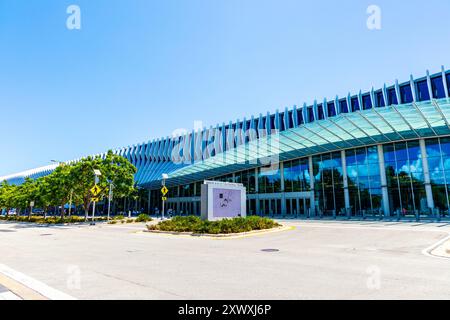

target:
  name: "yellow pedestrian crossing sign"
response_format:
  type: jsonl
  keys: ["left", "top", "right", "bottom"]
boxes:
{"left": 162, "top": 197, "right": 167, "bottom": 201}
{"left": 161, "top": 186, "right": 168, "bottom": 196}
{"left": 91, "top": 185, "right": 101, "bottom": 196}
{"left": 92, "top": 197, "right": 100, "bottom": 202}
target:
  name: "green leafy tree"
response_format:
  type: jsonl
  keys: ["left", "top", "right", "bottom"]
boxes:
{"left": 71, "top": 151, "right": 137, "bottom": 220}
{"left": 0, "top": 181, "right": 16, "bottom": 216}
{"left": 46, "top": 164, "right": 74, "bottom": 219}
{"left": 14, "top": 178, "right": 38, "bottom": 218}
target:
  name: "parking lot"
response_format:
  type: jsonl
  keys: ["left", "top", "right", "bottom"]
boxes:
{"left": 0, "top": 220, "right": 449, "bottom": 299}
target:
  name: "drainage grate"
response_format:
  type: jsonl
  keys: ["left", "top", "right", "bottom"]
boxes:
{"left": 0, "top": 230, "right": 16, "bottom": 233}
{"left": 261, "top": 248, "right": 280, "bottom": 253}
{"left": 40, "top": 234, "right": 53, "bottom": 236}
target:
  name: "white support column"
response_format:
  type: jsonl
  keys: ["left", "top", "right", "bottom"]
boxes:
{"left": 341, "top": 150, "right": 351, "bottom": 215}
{"left": 255, "top": 168, "right": 260, "bottom": 215}
{"left": 280, "top": 162, "right": 286, "bottom": 216}
{"left": 308, "top": 156, "right": 316, "bottom": 216}
{"left": 377, "top": 145, "right": 391, "bottom": 216}
{"left": 442, "top": 65, "right": 449, "bottom": 98}
{"left": 419, "top": 139, "right": 435, "bottom": 211}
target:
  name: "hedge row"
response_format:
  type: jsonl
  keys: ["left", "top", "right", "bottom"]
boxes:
{"left": 147, "top": 216, "right": 280, "bottom": 234}
{"left": 0, "top": 215, "right": 105, "bottom": 224}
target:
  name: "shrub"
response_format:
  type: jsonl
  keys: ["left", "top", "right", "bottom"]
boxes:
{"left": 114, "top": 215, "right": 125, "bottom": 220}
{"left": 126, "top": 219, "right": 133, "bottom": 223}
{"left": 147, "top": 216, "right": 280, "bottom": 234}
{"left": 108, "top": 220, "right": 117, "bottom": 224}
{"left": 135, "top": 214, "right": 152, "bottom": 222}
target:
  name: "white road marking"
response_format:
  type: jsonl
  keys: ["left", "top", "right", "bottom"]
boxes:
{"left": 0, "top": 291, "right": 21, "bottom": 300}
{"left": 0, "top": 264, "right": 76, "bottom": 300}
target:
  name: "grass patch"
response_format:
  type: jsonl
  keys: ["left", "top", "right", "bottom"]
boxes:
{"left": 147, "top": 216, "right": 281, "bottom": 234}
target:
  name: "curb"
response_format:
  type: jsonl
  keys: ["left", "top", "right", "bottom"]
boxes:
{"left": 141, "top": 225, "right": 294, "bottom": 239}
{"left": 422, "top": 234, "right": 450, "bottom": 260}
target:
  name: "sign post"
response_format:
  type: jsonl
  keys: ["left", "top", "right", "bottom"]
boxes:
{"left": 161, "top": 174, "right": 169, "bottom": 220}
{"left": 91, "top": 169, "right": 102, "bottom": 225}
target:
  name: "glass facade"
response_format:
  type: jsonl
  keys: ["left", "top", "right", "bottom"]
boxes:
{"left": 283, "top": 158, "right": 310, "bottom": 192}
{"left": 362, "top": 95, "right": 372, "bottom": 110}
{"left": 400, "top": 84, "right": 413, "bottom": 104}
{"left": 416, "top": 80, "right": 430, "bottom": 102}
{"left": 431, "top": 76, "right": 446, "bottom": 99}
{"left": 312, "top": 152, "right": 345, "bottom": 216}
{"left": 447, "top": 73, "right": 450, "bottom": 95}
{"left": 346, "top": 146, "right": 382, "bottom": 216}
{"left": 235, "top": 169, "right": 256, "bottom": 194}
{"left": 161, "top": 137, "right": 450, "bottom": 219}
{"left": 351, "top": 97, "right": 360, "bottom": 112}
{"left": 258, "top": 167, "right": 281, "bottom": 194}
{"left": 340, "top": 100, "right": 348, "bottom": 113}
{"left": 387, "top": 88, "right": 398, "bottom": 105}
{"left": 426, "top": 137, "right": 450, "bottom": 216}
{"left": 327, "top": 102, "right": 336, "bottom": 117}
{"left": 375, "top": 91, "right": 385, "bottom": 107}
{"left": 384, "top": 141, "right": 427, "bottom": 215}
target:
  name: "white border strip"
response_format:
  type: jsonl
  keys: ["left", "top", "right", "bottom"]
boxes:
{"left": 422, "top": 234, "right": 450, "bottom": 260}
{"left": 0, "top": 264, "right": 76, "bottom": 300}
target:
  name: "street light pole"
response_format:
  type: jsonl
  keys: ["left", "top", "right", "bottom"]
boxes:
{"left": 68, "top": 189, "right": 73, "bottom": 217}
{"left": 107, "top": 181, "right": 114, "bottom": 222}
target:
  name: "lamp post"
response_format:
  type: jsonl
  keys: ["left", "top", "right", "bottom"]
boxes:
{"left": 91, "top": 169, "right": 102, "bottom": 225}
{"left": 161, "top": 173, "right": 168, "bottom": 220}
{"left": 68, "top": 189, "right": 73, "bottom": 217}
{"left": 107, "top": 180, "right": 114, "bottom": 222}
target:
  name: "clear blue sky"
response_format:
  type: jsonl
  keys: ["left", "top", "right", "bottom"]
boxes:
{"left": 1, "top": 0, "right": 450, "bottom": 176}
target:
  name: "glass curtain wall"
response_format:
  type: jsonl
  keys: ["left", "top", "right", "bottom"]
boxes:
{"left": 384, "top": 140, "right": 427, "bottom": 216}
{"left": 283, "top": 158, "right": 311, "bottom": 192}
{"left": 234, "top": 169, "right": 256, "bottom": 194}
{"left": 425, "top": 137, "right": 450, "bottom": 217}
{"left": 312, "top": 152, "right": 344, "bottom": 216}
{"left": 345, "top": 146, "right": 382, "bottom": 216}
{"left": 258, "top": 167, "right": 281, "bottom": 194}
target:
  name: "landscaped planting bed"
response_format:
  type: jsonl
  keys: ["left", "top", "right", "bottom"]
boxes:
{"left": 147, "top": 216, "right": 281, "bottom": 234}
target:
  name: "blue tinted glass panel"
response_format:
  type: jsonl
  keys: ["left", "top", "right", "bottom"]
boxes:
{"left": 387, "top": 88, "right": 398, "bottom": 105}
{"left": 279, "top": 114, "right": 285, "bottom": 131}
{"left": 340, "top": 100, "right": 348, "bottom": 113}
{"left": 317, "top": 104, "right": 324, "bottom": 120}
{"left": 416, "top": 80, "right": 430, "bottom": 102}
{"left": 375, "top": 91, "right": 385, "bottom": 107}
{"left": 296, "top": 109, "right": 303, "bottom": 125}
{"left": 307, "top": 107, "right": 314, "bottom": 122}
{"left": 270, "top": 115, "right": 275, "bottom": 129}
{"left": 431, "top": 76, "right": 445, "bottom": 99}
{"left": 447, "top": 74, "right": 450, "bottom": 96}
{"left": 351, "top": 97, "right": 360, "bottom": 112}
{"left": 362, "top": 95, "right": 372, "bottom": 110}
{"left": 400, "top": 84, "right": 413, "bottom": 104}
{"left": 440, "top": 137, "right": 450, "bottom": 156}
{"left": 327, "top": 102, "right": 336, "bottom": 117}
{"left": 287, "top": 111, "right": 293, "bottom": 128}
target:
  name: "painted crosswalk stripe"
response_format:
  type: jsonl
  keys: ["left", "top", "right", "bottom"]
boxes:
{"left": 0, "top": 264, "right": 76, "bottom": 300}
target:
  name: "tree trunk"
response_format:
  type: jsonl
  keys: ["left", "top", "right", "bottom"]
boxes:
{"left": 61, "top": 203, "right": 65, "bottom": 220}
{"left": 28, "top": 208, "right": 32, "bottom": 221}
